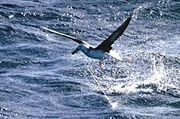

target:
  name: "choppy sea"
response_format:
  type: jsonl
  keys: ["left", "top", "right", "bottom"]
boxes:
{"left": 0, "top": 0, "right": 179, "bottom": 119}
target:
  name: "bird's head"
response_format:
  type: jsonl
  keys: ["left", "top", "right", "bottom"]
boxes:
{"left": 72, "top": 44, "right": 89, "bottom": 55}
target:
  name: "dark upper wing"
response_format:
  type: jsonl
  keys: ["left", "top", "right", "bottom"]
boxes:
{"left": 40, "top": 27, "right": 85, "bottom": 44}
{"left": 95, "top": 15, "right": 132, "bottom": 52}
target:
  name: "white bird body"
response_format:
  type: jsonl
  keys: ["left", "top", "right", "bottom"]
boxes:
{"left": 77, "top": 44, "right": 121, "bottom": 60}
{"left": 108, "top": 50, "right": 122, "bottom": 60}
{"left": 84, "top": 49, "right": 105, "bottom": 59}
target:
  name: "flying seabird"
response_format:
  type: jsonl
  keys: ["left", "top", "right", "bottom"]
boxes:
{"left": 41, "top": 15, "right": 132, "bottom": 67}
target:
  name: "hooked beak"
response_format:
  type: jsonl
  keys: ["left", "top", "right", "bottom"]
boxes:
{"left": 72, "top": 48, "right": 79, "bottom": 55}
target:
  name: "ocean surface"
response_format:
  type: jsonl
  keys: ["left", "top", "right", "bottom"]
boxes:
{"left": 0, "top": 0, "right": 179, "bottom": 119}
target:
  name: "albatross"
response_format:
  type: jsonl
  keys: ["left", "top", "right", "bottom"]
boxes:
{"left": 41, "top": 15, "right": 132, "bottom": 67}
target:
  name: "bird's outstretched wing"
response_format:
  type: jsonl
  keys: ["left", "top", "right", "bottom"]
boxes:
{"left": 95, "top": 15, "right": 132, "bottom": 52}
{"left": 40, "top": 27, "right": 86, "bottom": 44}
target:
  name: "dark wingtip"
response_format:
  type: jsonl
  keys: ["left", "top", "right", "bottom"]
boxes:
{"left": 129, "top": 13, "right": 133, "bottom": 18}
{"left": 128, "top": 13, "right": 133, "bottom": 20}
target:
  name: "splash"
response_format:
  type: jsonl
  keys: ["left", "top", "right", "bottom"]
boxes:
{"left": 150, "top": 55, "right": 166, "bottom": 84}
{"left": 147, "top": 54, "right": 179, "bottom": 96}
{"left": 111, "top": 101, "right": 119, "bottom": 109}
{"left": 132, "top": 3, "right": 150, "bottom": 20}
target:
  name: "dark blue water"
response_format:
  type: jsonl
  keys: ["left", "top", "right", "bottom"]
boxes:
{"left": 0, "top": 0, "right": 179, "bottom": 119}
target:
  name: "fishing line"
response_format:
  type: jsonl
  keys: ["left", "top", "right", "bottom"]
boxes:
{"left": 87, "top": 66, "right": 114, "bottom": 108}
